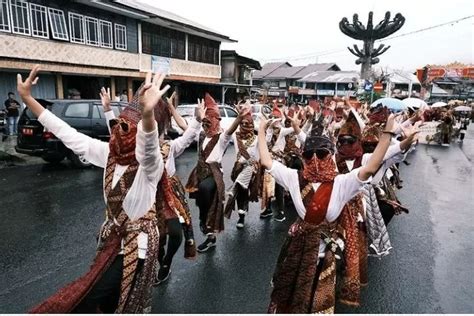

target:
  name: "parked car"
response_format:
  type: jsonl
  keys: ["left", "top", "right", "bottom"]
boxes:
{"left": 251, "top": 103, "right": 271, "bottom": 132}
{"left": 15, "top": 99, "right": 127, "bottom": 167}
{"left": 0, "top": 109, "right": 6, "bottom": 134}
{"left": 169, "top": 104, "right": 238, "bottom": 141}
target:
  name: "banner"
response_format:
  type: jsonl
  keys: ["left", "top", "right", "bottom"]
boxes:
{"left": 151, "top": 56, "right": 170, "bottom": 75}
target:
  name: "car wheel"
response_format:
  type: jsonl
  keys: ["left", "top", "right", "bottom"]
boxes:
{"left": 69, "top": 152, "right": 92, "bottom": 168}
{"left": 42, "top": 155, "right": 65, "bottom": 164}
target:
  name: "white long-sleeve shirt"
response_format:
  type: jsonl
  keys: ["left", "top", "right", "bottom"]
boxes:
{"left": 38, "top": 110, "right": 163, "bottom": 258}
{"left": 200, "top": 132, "right": 232, "bottom": 164}
{"left": 268, "top": 161, "right": 371, "bottom": 257}
{"left": 232, "top": 134, "right": 259, "bottom": 162}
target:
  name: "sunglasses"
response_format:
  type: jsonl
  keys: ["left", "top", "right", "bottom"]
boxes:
{"left": 303, "top": 148, "right": 331, "bottom": 160}
{"left": 338, "top": 135, "right": 357, "bottom": 145}
{"left": 202, "top": 121, "right": 212, "bottom": 128}
{"left": 109, "top": 118, "right": 130, "bottom": 133}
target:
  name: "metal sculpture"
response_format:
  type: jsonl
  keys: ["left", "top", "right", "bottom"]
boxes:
{"left": 339, "top": 12, "right": 405, "bottom": 79}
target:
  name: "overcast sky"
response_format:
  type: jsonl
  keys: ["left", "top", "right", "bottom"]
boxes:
{"left": 139, "top": 0, "right": 473, "bottom": 72}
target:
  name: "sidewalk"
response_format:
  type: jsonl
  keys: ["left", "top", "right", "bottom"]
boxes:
{"left": 0, "top": 134, "right": 42, "bottom": 167}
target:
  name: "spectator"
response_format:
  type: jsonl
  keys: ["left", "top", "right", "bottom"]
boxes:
{"left": 4, "top": 92, "right": 21, "bottom": 137}
{"left": 114, "top": 92, "right": 121, "bottom": 102}
{"left": 120, "top": 89, "right": 128, "bottom": 102}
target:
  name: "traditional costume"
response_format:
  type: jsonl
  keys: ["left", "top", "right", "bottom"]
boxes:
{"left": 266, "top": 115, "right": 373, "bottom": 313}
{"left": 30, "top": 90, "right": 163, "bottom": 313}
{"left": 185, "top": 93, "right": 231, "bottom": 252}
{"left": 224, "top": 110, "right": 260, "bottom": 229}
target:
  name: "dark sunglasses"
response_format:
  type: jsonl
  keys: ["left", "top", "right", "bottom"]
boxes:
{"left": 302, "top": 148, "right": 330, "bottom": 160}
{"left": 338, "top": 135, "right": 357, "bottom": 145}
{"left": 109, "top": 119, "right": 130, "bottom": 133}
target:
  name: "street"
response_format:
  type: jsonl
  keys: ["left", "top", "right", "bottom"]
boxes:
{"left": 0, "top": 127, "right": 473, "bottom": 313}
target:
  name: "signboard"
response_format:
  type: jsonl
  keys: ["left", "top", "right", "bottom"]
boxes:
{"left": 151, "top": 56, "right": 170, "bottom": 74}
{"left": 364, "top": 80, "right": 373, "bottom": 92}
{"left": 374, "top": 82, "right": 383, "bottom": 91}
{"left": 298, "top": 89, "right": 317, "bottom": 96}
{"left": 423, "top": 67, "right": 474, "bottom": 83}
{"left": 417, "top": 121, "right": 442, "bottom": 145}
{"left": 317, "top": 89, "right": 335, "bottom": 96}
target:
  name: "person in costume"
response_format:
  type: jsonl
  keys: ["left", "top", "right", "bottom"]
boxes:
{"left": 225, "top": 101, "right": 261, "bottom": 229}
{"left": 258, "top": 107, "right": 397, "bottom": 313}
{"left": 185, "top": 93, "right": 251, "bottom": 252}
{"left": 100, "top": 89, "right": 204, "bottom": 285}
{"left": 22, "top": 66, "right": 169, "bottom": 313}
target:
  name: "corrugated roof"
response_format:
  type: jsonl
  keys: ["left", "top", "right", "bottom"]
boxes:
{"left": 264, "top": 66, "right": 305, "bottom": 79}
{"left": 389, "top": 72, "right": 421, "bottom": 85}
{"left": 289, "top": 63, "right": 340, "bottom": 79}
{"left": 253, "top": 62, "right": 291, "bottom": 79}
{"left": 298, "top": 71, "right": 360, "bottom": 83}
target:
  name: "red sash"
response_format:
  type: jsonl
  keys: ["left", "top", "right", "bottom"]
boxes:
{"left": 304, "top": 182, "right": 334, "bottom": 224}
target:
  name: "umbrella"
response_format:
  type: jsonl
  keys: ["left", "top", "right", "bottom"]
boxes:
{"left": 431, "top": 101, "right": 448, "bottom": 108}
{"left": 370, "top": 98, "right": 407, "bottom": 113}
{"left": 402, "top": 98, "right": 427, "bottom": 109}
{"left": 454, "top": 105, "right": 472, "bottom": 112}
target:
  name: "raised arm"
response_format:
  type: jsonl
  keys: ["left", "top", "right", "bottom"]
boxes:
{"left": 167, "top": 91, "right": 188, "bottom": 131}
{"left": 226, "top": 101, "right": 251, "bottom": 136}
{"left": 258, "top": 116, "right": 273, "bottom": 170}
{"left": 136, "top": 72, "right": 170, "bottom": 181}
{"left": 358, "top": 113, "right": 397, "bottom": 181}
{"left": 17, "top": 65, "right": 109, "bottom": 167}
{"left": 171, "top": 99, "right": 204, "bottom": 157}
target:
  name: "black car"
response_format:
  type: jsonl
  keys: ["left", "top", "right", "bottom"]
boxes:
{"left": 15, "top": 99, "right": 126, "bottom": 167}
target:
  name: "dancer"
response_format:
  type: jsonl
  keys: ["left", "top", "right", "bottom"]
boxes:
{"left": 225, "top": 101, "right": 260, "bottom": 229}
{"left": 185, "top": 93, "right": 250, "bottom": 253}
{"left": 259, "top": 109, "right": 397, "bottom": 313}
{"left": 23, "top": 66, "right": 169, "bottom": 313}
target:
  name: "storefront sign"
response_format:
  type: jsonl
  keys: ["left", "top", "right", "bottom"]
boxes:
{"left": 151, "top": 56, "right": 170, "bottom": 74}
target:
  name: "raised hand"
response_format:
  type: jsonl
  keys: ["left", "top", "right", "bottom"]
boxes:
{"left": 259, "top": 114, "right": 269, "bottom": 130}
{"left": 284, "top": 109, "right": 302, "bottom": 128}
{"left": 384, "top": 113, "right": 397, "bottom": 133}
{"left": 166, "top": 91, "right": 177, "bottom": 109}
{"left": 100, "top": 87, "right": 111, "bottom": 112}
{"left": 17, "top": 64, "right": 40, "bottom": 100}
{"left": 195, "top": 98, "right": 206, "bottom": 122}
{"left": 237, "top": 100, "right": 251, "bottom": 119}
{"left": 139, "top": 72, "right": 171, "bottom": 116}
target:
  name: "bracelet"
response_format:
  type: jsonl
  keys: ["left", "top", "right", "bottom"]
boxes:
{"left": 382, "top": 131, "right": 396, "bottom": 137}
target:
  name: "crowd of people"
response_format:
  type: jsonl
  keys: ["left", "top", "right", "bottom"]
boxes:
{"left": 422, "top": 104, "right": 472, "bottom": 145}
{"left": 19, "top": 65, "right": 422, "bottom": 313}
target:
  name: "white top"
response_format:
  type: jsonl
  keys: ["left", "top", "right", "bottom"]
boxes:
{"left": 39, "top": 110, "right": 163, "bottom": 259}
{"left": 232, "top": 134, "right": 259, "bottom": 162}
{"left": 266, "top": 126, "right": 305, "bottom": 153}
{"left": 200, "top": 132, "right": 232, "bottom": 164}
{"left": 268, "top": 160, "right": 371, "bottom": 257}
{"left": 105, "top": 111, "right": 201, "bottom": 177}
{"left": 361, "top": 140, "right": 406, "bottom": 184}
{"left": 165, "top": 119, "right": 201, "bottom": 176}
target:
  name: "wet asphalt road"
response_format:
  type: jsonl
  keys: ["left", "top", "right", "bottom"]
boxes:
{"left": 0, "top": 127, "right": 473, "bottom": 313}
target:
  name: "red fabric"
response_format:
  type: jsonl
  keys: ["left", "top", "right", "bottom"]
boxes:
{"left": 109, "top": 121, "right": 138, "bottom": 166}
{"left": 309, "top": 100, "right": 320, "bottom": 113}
{"left": 119, "top": 107, "right": 141, "bottom": 125}
{"left": 204, "top": 93, "right": 221, "bottom": 136}
{"left": 272, "top": 104, "right": 283, "bottom": 118}
{"left": 303, "top": 155, "right": 338, "bottom": 183}
{"left": 29, "top": 234, "right": 121, "bottom": 313}
{"left": 157, "top": 169, "right": 179, "bottom": 220}
{"left": 337, "top": 142, "right": 363, "bottom": 161}
{"left": 339, "top": 111, "right": 362, "bottom": 139}
{"left": 304, "top": 182, "right": 334, "bottom": 224}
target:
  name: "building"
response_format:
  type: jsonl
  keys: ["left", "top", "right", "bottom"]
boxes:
{"left": 252, "top": 62, "right": 340, "bottom": 101}
{"left": 220, "top": 50, "right": 261, "bottom": 104}
{"left": 0, "top": 0, "right": 236, "bottom": 103}
{"left": 416, "top": 64, "right": 474, "bottom": 101}
{"left": 297, "top": 71, "right": 360, "bottom": 100}
{"left": 384, "top": 70, "right": 422, "bottom": 99}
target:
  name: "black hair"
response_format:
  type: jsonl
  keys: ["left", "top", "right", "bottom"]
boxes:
{"left": 8, "top": 92, "right": 14, "bottom": 96}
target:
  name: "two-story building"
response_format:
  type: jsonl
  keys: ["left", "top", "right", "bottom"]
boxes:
{"left": 297, "top": 71, "right": 360, "bottom": 100}
{"left": 0, "top": 0, "right": 236, "bottom": 103}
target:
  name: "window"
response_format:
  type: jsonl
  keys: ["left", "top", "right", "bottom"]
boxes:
{"left": 84, "top": 16, "right": 98, "bottom": 46}
{"left": 141, "top": 23, "right": 184, "bottom": 59}
{"left": 69, "top": 12, "right": 84, "bottom": 44}
{"left": 188, "top": 35, "right": 220, "bottom": 65}
{"left": 48, "top": 8, "right": 68, "bottom": 40}
{"left": 226, "top": 108, "right": 238, "bottom": 118}
{"left": 64, "top": 103, "right": 90, "bottom": 118}
{"left": 92, "top": 105, "right": 100, "bottom": 119}
{"left": 219, "top": 108, "right": 226, "bottom": 117}
{"left": 10, "top": 0, "right": 30, "bottom": 35}
{"left": 98, "top": 105, "right": 120, "bottom": 118}
{"left": 0, "top": 0, "right": 11, "bottom": 32}
{"left": 99, "top": 20, "right": 112, "bottom": 48}
{"left": 29, "top": 3, "right": 48, "bottom": 38}
{"left": 114, "top": 23, "right": 126, "bottom": 50}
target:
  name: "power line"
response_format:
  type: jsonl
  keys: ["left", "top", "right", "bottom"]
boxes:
{"left": 261, "top": 15, "right": 474, "bottom": 63}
